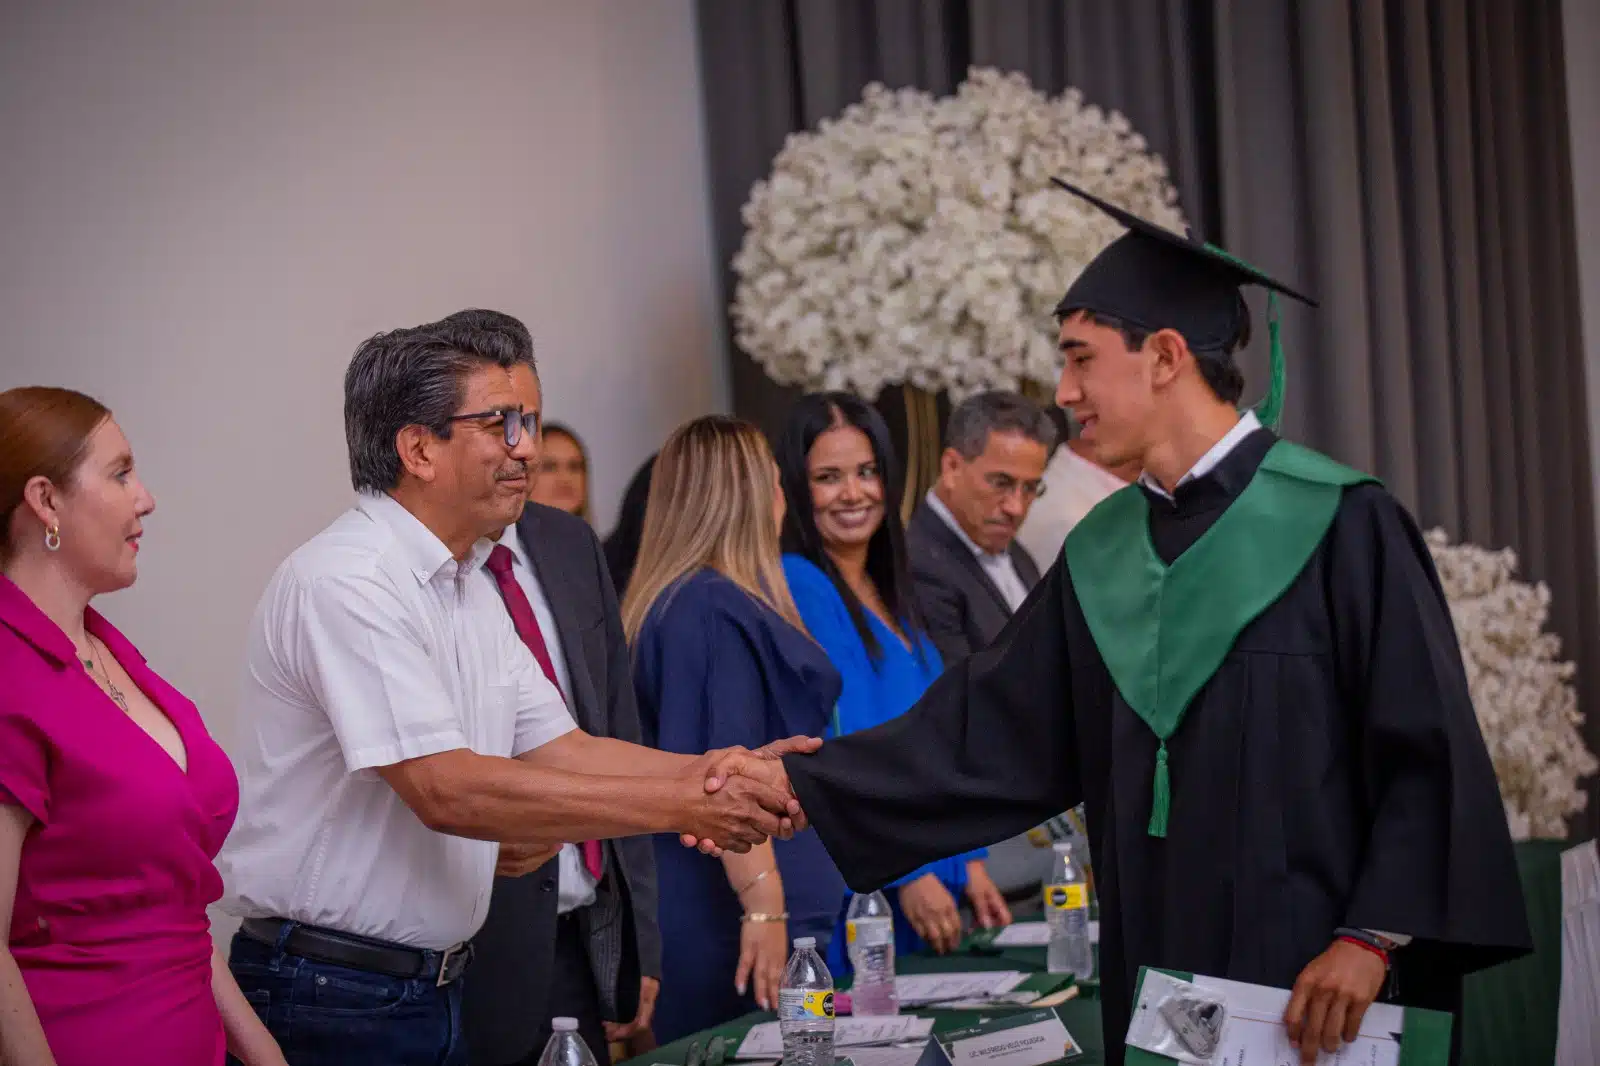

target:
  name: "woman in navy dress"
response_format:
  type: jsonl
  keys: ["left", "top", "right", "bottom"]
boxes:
{"left": 775, "top": 393, "right": 1013, "bottom": 966}
{"left": 624, "top": 416, "right": 845, "bottom": 1045}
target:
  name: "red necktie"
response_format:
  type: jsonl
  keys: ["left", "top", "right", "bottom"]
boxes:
{"left": 485, "top": 544, "right": 605, "bottom": 882}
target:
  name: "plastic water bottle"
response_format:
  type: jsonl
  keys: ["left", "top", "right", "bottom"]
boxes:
{"left": 845, "top": 890, "right": 899, "bottom": 1015}
{"left": 537, "top": 1018, "right": 598, "bottom": 1066}
{"left": 778, "top": 936, "right": 835, "bottom": 1066}
{"left": 1044, "top": 840, "right": 1094, "bottom": 979}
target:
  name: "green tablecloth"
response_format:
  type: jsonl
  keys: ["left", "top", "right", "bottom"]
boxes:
{"left": 625, "top": 841, "right": 1565, "bottom": 1066}
{"left": 623, "top": 948, "right": 1104, "bottom": 1066}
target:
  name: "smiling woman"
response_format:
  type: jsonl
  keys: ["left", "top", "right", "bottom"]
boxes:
{"left": 773, "top": 393, "right": 1012, "bottom": 964}
{"left": 0, "top": 386, "right": 285, "bottom": 1066}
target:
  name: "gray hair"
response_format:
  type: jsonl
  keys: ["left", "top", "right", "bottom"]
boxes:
{"left": 343, "top": 315, "right": 531, "bottom": 493}
{"left": 944, "top": 391, "right": 1059, "bottom": 460}
{"left": 428, "top": 308, "right": 537, "bottom": 370}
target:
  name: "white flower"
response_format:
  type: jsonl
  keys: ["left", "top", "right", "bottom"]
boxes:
{"left": 731, "top": 67, "right": 1186, "bottom": 401}
{"left": 1425, "top": 528, "right": 1598, "bottom": 839}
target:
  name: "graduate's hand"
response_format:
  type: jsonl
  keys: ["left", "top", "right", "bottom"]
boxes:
{"left": 675, "top": 771, "right": 790, "bottom": 854}
{"left": 899, "top": 874, "right": 964, "bottom": 954}
{"left": 701, "top": 742, "right": 814, "bottom": 832}
{"left": 753, "top": 734, "right": 823, "bottom": 760}
{"left": 1284, "top": 940, "right": 1388, "bottom": 1065}
{"left": 964, "top": 860, "right": 1013, "bottom": 929}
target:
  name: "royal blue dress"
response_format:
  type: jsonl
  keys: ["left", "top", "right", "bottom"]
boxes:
{"left": 634, "top": 569, "right": 846, "bottom": 1044}
{"left": 782, "top": 555, "right": 987, "bottom": 967}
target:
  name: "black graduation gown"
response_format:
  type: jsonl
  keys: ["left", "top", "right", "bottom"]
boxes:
{"left": 784, "top": 427, "right": 1531, "bottom": 1064}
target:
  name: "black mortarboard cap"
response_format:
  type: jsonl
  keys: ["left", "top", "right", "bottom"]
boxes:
{"left": 1049, "top": 177, "right": 1317, "bottom": 429}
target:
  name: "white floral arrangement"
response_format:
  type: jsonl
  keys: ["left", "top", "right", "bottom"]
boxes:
{"left": 1426, "top": 528, "right": 1597, "bottom": 839}
{"left": 731, "top": 68, "right": 1186, "bottom": 401}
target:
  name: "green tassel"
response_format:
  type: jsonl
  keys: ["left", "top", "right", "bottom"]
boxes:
{"left": 1147, "top": 741, "right": 1171, "bottom": 838}
{"left": 1253, "top": 291, "right": 1285, "bottom": 431}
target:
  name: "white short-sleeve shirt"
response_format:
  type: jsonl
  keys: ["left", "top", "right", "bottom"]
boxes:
{"left": 217, "top": 493, "right": 576, "bottom": 949}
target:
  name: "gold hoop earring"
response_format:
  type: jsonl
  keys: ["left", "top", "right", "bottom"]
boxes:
{"left": 44, "top": 526, "right": 61, "bottom": 552}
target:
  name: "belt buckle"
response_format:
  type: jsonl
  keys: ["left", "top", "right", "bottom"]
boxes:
{"left": 436, "top": 942, "right": 472, "bottom": 987}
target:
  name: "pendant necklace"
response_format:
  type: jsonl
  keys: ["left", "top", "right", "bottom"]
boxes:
{"left": 81, "top": 636, "right": 130, "bottom": 712}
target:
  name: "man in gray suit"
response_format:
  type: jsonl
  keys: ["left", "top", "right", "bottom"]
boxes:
{"left": 906, "top": 392, "right": 1058, "bottom": 903}
{"left": 906, "top": 391, "right": 1056, "bottom": 666}
{"left": 433, "top": 312, "right": 660, "bottom": 1066}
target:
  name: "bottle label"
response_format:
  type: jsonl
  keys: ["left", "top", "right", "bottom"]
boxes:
{"left": 778, "top": 989, "right": 835, "bottom": 1020}
{"left": 1044, "top": 884, "right": 1088, "bottom": 910}
{"left": 846, "top": 919, "right": 893, "bottom": 947}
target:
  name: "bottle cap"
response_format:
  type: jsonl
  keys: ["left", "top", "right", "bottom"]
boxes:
{"left": 553, "top": 1018, "right": 579, "bottom": 1032}
{"left": 794, "top": 936, "right": 817, "bottom": 949}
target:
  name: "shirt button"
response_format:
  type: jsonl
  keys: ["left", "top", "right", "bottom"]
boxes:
{"left": 541, "top": 879, "right": 556, "bottom": 892}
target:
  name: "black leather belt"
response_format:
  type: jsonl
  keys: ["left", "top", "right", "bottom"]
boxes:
{"left": 240, "top": 917, "right": 474, "bottom": 986}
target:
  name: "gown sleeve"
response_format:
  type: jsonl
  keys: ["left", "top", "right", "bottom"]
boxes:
{"left": 1327, "top": 486, "right": 1532, "bottom": 971}
{"left": 784, "top": 560, "right": 1083, "bottom": 892}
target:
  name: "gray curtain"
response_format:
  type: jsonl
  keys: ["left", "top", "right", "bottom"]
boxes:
{"left": 1213, "top": 0, "right": 1598, "bottom": 836}
{"left": 695, "top": 0, "right": 1215, "bottom": 439}
{"left": 695, "top": 0, "right": 1598, "bottom": 837}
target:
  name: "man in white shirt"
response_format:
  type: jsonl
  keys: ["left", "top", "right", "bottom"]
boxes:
{"left": 903, "top": 391, "right": 1057, "bottom": 919}
{"left": 218, "top": 321, "right": 806, "bottom": 1065}
{"left": 426, "top": 311, "right": 663, "bottom": 1066}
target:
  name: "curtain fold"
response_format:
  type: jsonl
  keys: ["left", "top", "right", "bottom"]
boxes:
{"left": 695, "top": 0, "right": 1599, "bottom": 835}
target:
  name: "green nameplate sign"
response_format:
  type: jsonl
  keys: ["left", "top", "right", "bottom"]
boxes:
{"left": 913, "top": 1008, "right": 1084, "bottom": 1066}
{"left": 1123, "top": 966, "right": 1452, "bottom": 1066}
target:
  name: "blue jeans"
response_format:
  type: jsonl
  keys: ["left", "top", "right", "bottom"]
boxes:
{"left": 227, "top": 927, "right": 467, "bottom": 1066}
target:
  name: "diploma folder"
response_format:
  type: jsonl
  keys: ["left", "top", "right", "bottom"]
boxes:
{"left": 1123, "top": 966, "right": 1452, "bottom": 1066}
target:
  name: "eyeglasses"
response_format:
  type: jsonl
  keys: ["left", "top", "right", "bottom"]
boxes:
{"left": 983, "top": 472, "right": 1048, "bottom": 500}
{"left": 444, "top": 407, "right": 541, "bottom": 448}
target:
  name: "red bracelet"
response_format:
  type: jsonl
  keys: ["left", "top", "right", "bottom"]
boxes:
{"left": 1337, "top": 935, "right": 1390, "bottom": 968}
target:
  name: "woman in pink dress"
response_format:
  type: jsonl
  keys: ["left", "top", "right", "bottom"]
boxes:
{"left": 0, "top": 387, "right": 285, "bottom": 1066}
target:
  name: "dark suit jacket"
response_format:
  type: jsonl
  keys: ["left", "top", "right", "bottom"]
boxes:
{"left": 464, "top": 503, "right": 661, "bottom": 1066}
{"left": 906, "top": 500, "right": 1042, "bottom": 667}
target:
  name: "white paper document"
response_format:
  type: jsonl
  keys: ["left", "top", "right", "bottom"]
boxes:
{"left": 947, "top": 1013, "right": 1081, "bottom": 1066}
{"left": 1557, "top": 840, "right": 1600, "bottom": 1066}
{"left": 992, "top": 924, "right": 1051, "bottom": 947}
{"left": 895, "top": 971, "right": 1029, "bottom": 1006}
{"left": 990, "top": 922, "right": 1099, "bottom": 947}
{"left": 1129, "top": 971, "right": 1404, "bottom": 1066}
{"left": 735, "top": 1015, "right": 934, "bottom": 1059}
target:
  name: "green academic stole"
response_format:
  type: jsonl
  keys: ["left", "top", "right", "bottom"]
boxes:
{"left": 1064, "top": 440, "right": 1377, "bottom": 837}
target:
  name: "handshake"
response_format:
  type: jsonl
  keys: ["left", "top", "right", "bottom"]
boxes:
{"left": 675, "top": 735, "right": 820, "bottom": 855}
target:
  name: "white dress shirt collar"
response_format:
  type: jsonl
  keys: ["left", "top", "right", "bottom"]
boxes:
{"left": 925, "top": 489, "right": 998, "bottom": 561}
{"left": 1138, "top": 410, "right": 1263, "bottom": 501}
{"left": 357, "top": 491, "right": 495, "bottom": 583}
{"left": 499, "top": 519, "right": 533, "bottom": 571}
{"left": 924, "top": 489, "right": 1030, "bottom": 612}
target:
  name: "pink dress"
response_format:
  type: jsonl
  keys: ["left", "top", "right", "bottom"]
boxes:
{"left": 0, "top": 576, "right": 240, "bottom": 1065}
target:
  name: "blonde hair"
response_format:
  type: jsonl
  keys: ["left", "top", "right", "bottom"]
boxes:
{"left": 621, "top": 415, "right": 806, "bottom": 643}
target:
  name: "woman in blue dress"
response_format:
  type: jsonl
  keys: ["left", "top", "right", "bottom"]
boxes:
{"left": 774, "top": 393, "right": 1013, "bottom": 964}
{"left": 624, "top": 415, "right": 846, "bottom": 1044}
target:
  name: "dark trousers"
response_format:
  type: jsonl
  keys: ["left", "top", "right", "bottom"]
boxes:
{"left": 515, "top": 913, "right": 613, "bottom": 1066}
{"left": 227, "top": 927, "right": 467, "bottom": 1066}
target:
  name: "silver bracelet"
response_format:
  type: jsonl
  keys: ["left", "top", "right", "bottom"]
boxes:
{"left": 735, "top": 867, "right": 776, "bottom": 897}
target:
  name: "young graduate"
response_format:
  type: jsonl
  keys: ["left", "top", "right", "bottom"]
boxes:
{"left": 776, "top": 180, "right": 1530, "bottom": 1065}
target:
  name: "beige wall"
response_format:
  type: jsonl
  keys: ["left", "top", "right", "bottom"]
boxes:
{"left": 0, "top": 0, "right": 724, "bottom": 945}
{"left": 0, "top": 0, "right": 722, "bottom": 728}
